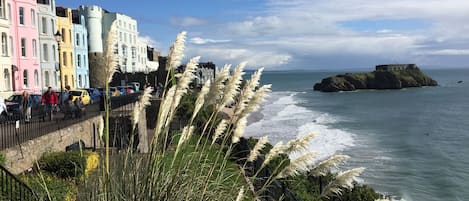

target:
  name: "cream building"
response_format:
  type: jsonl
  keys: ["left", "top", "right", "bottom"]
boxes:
{"left": 0, "top": 0, "right": 12, "bottom": 98}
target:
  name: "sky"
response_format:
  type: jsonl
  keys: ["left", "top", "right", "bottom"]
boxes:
{"left": 56, "top": 0, "right": 469, "bottom": 70}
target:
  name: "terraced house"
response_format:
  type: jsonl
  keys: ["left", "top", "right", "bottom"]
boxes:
{"left": 10, "top": 0, "right": 41, "bottom": 94}
{"left": 72, "top": 9, "right": 88, "bottom": 88}
{"left": 0, "top": 0, "right": 12, "bottom": 98}
{"left": 37, "top": 0, "right": 59, "bottom": 91}
{"left": 56, "top": 6, "right": 74, "bottom": 89}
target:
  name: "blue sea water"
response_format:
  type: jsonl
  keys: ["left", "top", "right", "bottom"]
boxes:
{"left": 245, "top": 68, "right": 469, "bottom": 201}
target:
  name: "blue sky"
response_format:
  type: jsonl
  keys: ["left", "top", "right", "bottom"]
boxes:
{"left": 56, "top": 0, "right": 469, "bottom": 70}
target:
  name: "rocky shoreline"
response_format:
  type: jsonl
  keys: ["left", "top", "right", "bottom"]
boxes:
{"left": 314, "top": 67, "right": 438, "bottom": 92}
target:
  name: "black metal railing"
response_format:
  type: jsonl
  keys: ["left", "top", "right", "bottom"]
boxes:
{"left": 0, "top": 93, "right": 141, "bottom": 151}
{"left": 0, "top": 165, "right": 38, "bottom": 201}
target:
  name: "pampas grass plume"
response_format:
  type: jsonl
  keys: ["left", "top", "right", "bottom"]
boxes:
{"left": 212, "top": 119, "right": 228, "bottom": 145}
{"left": 166, "top": 31, "right": 186, "bottom": 70}
{"left": 262, "top": 141, "right": 286, "bottom": 167}
{"left": 221, "top": 62, "right": 246, "bottom": 109}
{"left": 322, "top": 167, "right": 366, "bottom": 197}
{"left": 247, "top": 136, "right": 268, "bottom": 162}
{"left": 276, "top": 151, "right": 316, "bottom": 179}
{"left": 232, "top": 116, "right": 247, "bottom": 143}
{"left": 191, "top": 80, "right": 211, "bottom": 121}
{"left": 132, "top": 87, "right": 154, "bottom": 129}
{"left": 284, "top": 133, "right": 317, "bottom": 153}
{"left": 235, "top": 186, "right": 245, "bottom": 201}
{"left": 310, "top": 154, "right": 350, "bottom": 177}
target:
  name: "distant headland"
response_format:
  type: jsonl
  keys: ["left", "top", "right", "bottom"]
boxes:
{"left": 313, "top": 64, "right": 438, "bottom": 92}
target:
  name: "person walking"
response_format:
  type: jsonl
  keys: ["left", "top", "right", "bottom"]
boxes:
{"left": 41, "top": 87, "right": 58, "bottom": 121}
{"left": 21, "top": 91, "right": 32, "bottom": 122}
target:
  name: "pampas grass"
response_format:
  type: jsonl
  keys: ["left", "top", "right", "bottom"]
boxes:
{"left": 247, "top": 136, "right": 268, "bottom": 162}
{"left": 68, "top": 31, "right": 369, "bottom": 201}
{"left": 321, "top": 167, "right": 366, "bottom": 198}
{"left": 276, "top": 151, "right": 317, "bottom": 179}
{"left": 132, "top": 87, "right": 154, "bottom": 129}
{"left": 310, "top": 154, "right": 350, "bottom": 177}
{"left": 232, "top": 116, "right": 247, "bottom": 143}
{"left": 212, "top": 119, "right": 228, "bottom": 145}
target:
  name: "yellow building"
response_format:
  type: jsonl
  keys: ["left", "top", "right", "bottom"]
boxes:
{"left": 56, "top": 7, "right": 75, "bottom": 89}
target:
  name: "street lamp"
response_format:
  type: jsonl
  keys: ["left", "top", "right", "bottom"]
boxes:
{"left": 54, "top": 31, "right": 63, "bottom": 104}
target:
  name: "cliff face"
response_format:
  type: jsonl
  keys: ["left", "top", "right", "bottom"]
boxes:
{"left": 313, "top": 68, "right": 438, "bottom": 92}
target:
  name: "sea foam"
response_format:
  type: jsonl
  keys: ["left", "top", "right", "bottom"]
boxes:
{"left": 245, "top": 91, "right": 355, "bottom": 161}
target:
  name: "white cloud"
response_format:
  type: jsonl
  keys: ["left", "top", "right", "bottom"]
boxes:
{"left": 189, "top": 37, "right": 231, "bottom": 45}
{"left": 178, "top": 0, "right": 469, "bottom": 68}
{"left": 138, "top": 35, "right": 158, "bottom": 48}
{"left": 417, "top": 49, "right": 469, "bottom": 56}
{"left": 170, "top": 17, "right": 206, "bottom": 27}
{"left": 187, "top": 46, "right": 292, "bottom": 68}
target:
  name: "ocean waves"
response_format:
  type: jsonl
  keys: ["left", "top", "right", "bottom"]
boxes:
{"left": 244, "top": 91, "right": 355, "bottom": 161}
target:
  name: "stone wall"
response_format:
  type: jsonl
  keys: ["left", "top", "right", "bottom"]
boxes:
{"left": 1, "top": 115, "right": 104, "bottom": 174}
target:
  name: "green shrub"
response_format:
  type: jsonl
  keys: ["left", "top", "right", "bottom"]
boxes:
{"left": 37, "top": 151, "right": 86, "bottom": 179}
{"left": 21, "top": 173, "right": 77, "bottom": 201}
{"left": 0, "top": 153, "right": 5, "bottom": 166}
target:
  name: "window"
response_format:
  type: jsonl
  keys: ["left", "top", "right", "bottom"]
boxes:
{"left": 19, "top": 7, "right": 24, "bottom": 25}
{"left": 41, "top": 17, "right": 47, "bottom": 34}
{"left": 32, "top": 39, "right": 37, "bottom": 57}
{"left": 31, "top": 9, "right": 35, "bottom": 27}
{"left": 69, "top": 52, "right": 73, "bottom": 66}
{"left": 1, "top": 32, "right": 7, "bottom": 56}
{"left": 50, "top": 19, "right": 54, "bottom": 34}
{"left": 54, "top": 71, "right": 57, "bottom": 87}
{"left": 7, "top": 3, "right": 10, "bottom": 23}
{"left": 3, "top": 69, "right": 10, "bottom": 90}
{"left": 131, "top": 47, "right": 136, "bottom": 59}
{"left": 64, "top": 75, "right": 68, "bottom": 87}
{"left": 44, "top": 71, "right": 50, "bottom": 87}
{"left": 42, "top": 43, "right": 48, "bottom": 61}
{"left": 21, "top": 38, "right": 26, "bottom": 57}
{"left": 0, "top": 0, "right": 5, "bottom": 19}
{"left": 84, "top": 55, "right": 86, "bottom": 66}
{"left": 119, "top": 32, "right": 122, "bottom": 41}
{"left": 61, "top": 28, "right": 65, "bottom": 42}
{"left": 52, "top": 45, "right": 56, "bottom": 61}
{"left": 78, "top": 75, "right": 82, "bottom": 87}
{"left": 77, "top": 54, "right": 81, "bottom": 67}
{"left": 34, "top": 70, "right": 39, "bottom": 86}
{"left": 9, "top": 36, "right": 12, "bottom": 56}
{"left": 62, "top": 52, "right": 66, "bottom": 66}
{"left": 76, "top": 33, "right": 80, "bottom": 46}
{"left": 23, "top": 70, "right": 28, "bottom": 88}
{"left": 122, "top": 46, "right": 127, "bottom": 56}
{"left": 69, "top": 29, "right": 71, "bottom": 43}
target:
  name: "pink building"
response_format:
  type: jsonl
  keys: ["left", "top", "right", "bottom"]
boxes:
{"left": 10, "top": 0, "right": 41, "bottom": 93}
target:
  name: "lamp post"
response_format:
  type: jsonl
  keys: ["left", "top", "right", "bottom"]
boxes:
{"left": 54, "top": 31, "right": 63, "bottom": 104}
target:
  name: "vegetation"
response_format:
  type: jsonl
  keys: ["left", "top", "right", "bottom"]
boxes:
{"left": 19, "top": 30, "right": 380, "bottom": 201}
{"left": 0, "top": 153, "right": 5, "bottom": 166}
{"left": 22, "top": 173, "right": 77, "bottom": 201}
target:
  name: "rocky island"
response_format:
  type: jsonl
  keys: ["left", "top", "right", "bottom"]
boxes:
{"left": 314, "top": 64, "right": 438, "bottom": 92}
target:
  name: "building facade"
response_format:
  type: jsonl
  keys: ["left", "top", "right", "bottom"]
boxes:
{"left": 10, "top": 0, "right": 41, "bottom": 93}
{"left": 79, "top": 5, "right": 144, "bottom": 87}
{"left": 56, "top": 6, "right": 74, "bottom": 89}
{"left": 72, "top": 10, "right": 88, "bottom": 88}
{"left": 37, "top": 0, "right": 59, "bottom": 91}
{"left": 136, "top": 37, "right": 147, "bottom": 72}
{"left": 376, "top": 64, "right": 417, "bottom": 71}
{"left": 103, "top": 12, "right": 138, "bottom": 74}
{"left": 0, "top": 0, "right": 12, "bottom": 98}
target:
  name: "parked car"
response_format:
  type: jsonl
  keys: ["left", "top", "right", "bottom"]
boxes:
{"left": 117, "top": 86, "right": 135, "bottom": 95}
{"left": 128, "top": 82, "right": 140, "bottom": 92}
{"left": 97, "top": 87, "right": 120, "bottom": 97}
{"left": 4, "top": 94, "right": 43, "bottom": 119}
{"left": 0, "top": 97, "right": 7, "bottom": 122}
{"left": 69, "top": 90, "right": 91, "bottom": 105}
{"left": 82, "top": 88, "right": 101, "bottom": 104}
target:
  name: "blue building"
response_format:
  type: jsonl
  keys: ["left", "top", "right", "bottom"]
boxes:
{"left": 72, "top": 10, "right": 89, "bottom": 88}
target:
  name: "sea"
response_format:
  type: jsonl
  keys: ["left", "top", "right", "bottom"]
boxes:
{"left": 244, "top": 68, "right": 469, "bottom": 201}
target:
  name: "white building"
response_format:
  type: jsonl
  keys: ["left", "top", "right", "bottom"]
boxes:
{"left": 37, "top": 0, "right": 59, "bottom": 91}
{"left": 78, "top": 5, "right": 148, "bottom": 86}
{"left": 0, "top": 0, "right": 12, "bottom": 98}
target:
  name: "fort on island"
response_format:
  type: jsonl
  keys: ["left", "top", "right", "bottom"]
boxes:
{"left": 375, "top": 64, "right": 418, "bottom": 71}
